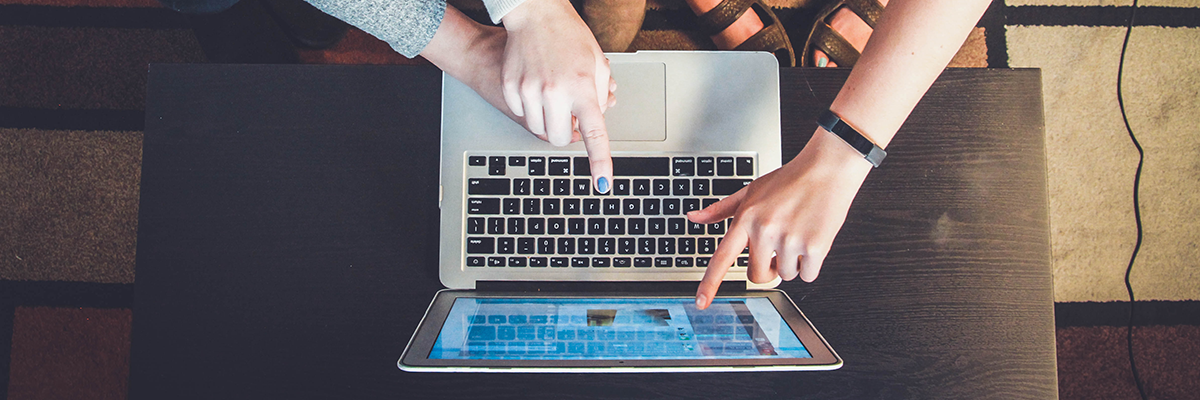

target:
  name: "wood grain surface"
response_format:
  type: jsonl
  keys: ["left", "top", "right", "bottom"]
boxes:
{"left": 132, "top": 65, "right": 1054, "bottom": 399}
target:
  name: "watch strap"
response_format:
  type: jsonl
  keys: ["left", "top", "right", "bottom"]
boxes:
{"left": 817, "top": 110, "right": 886, "bottom": 167}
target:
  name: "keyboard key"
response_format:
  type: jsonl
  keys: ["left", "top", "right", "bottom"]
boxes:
{"left": 530, "top": 257, "right": 548, "bottom": 267}
{"left": 488, "top": 257, "right": 506, "bottom": 267}
{"left": 587, "top": 218, "right": 606, "bottom": 235}
{"left": 583, "top": 199, "right": 600, "bottom": 215}
{"left": 697, "top": 157, "right": 715, "bottom": 176}
{"left": 523, "top": 199, "right": 540, "bottom": 215}
{"left": 712, "top": 179, "right": 752, "bottom": 196}
{"left": 468, "top": 178, "right": 510, "bottom": 195}
{"left": 467, "top": 217, "right": 484, "bottom": 234}
{"left": 551, "top": 257, "right": 569, "bottom": 267}
{"left": 612, "top": 157, "right": 670, "bottom": 176}
{"left": 497, "top": 238, "right": 514, "bottom": 254}
{"left": 683, "top": 198, "right": 700, "bottom": 213}
{"left": 703, "top": 198, "right": 719, "bottom": 208}
{"left": 708, "top": 221, "right": 725, "bottom": 235}
{"left": 509, "top": 156, "right": 526, "bottom": 167}
{"left": 668, "top": 218, "right": 686, "bottom": 235}
{"left": 548, "top": 157, "right": 571, "bottom": 175}
{"left": 508, "top": 218, "right": 526, "bottom": 235}
{"left": 547, "top": 218, "right": 565, "bottom": 234}
{"left": 673, "top": 179, "right": 690, "bottom": 196}
{"left": 578, "top": 238, "right": 595, "bottom": 254}
{"left": 692, "top": 179, "right": 710, "bottom": 196}
{"left": 642, "top": 199, "right": 660, "bottom": 215}
{"left": 717, "top": 157, "right": 735, "bottom": 176}
{"left": 608, "top": 219, "right": 626, "bottom": 235}
{"left": 468, "top": 156, "right": 487, "bottom": 166}
{"left": 699, "top": 238, "right": 716, "bottom": 254}
{"left": 618, "top": 238, "right": 635, "bottom": 254}
{"left": 467, "top": 256, "right": 485, "bottom": 267}
{"left": 676, "top": 257, "right": 694, "bottom": 267}
{"left": 517, "top": 238, "right": 535, "bottom": 254}
{"left": 737, "top": 257, "right": 749, "bottom": 266}
{"left": 634, "top": 257, "right": 653, "bottom": 267}
{"left": 688, "top": 221, "right": 705, "bottom": 235}
{"left": 613, "top": 257, "right": 632, "bottom": 267}
{"left": 658, "top": 238, "right": 675, "bottom": 254}
{"left": 572, "top": 257, "right": 590, "bottom": 267}
{"left": 498, "top": 326, "right": 516, "bottom": 340}
{"left": 538, "top": 238, "right": 554, "bottom": 254}
{"left": 592, "top": 257, "right": 610, "bottom": 267}
{"left": 622, "top": 199, "right": 640, "bottom": 215}
{"left": 648, "top": 218, "right": 665, "bottom": 235}
{"left": 603, "top": 199, "right": 620, "bottom": 215}
{"left": 541, "top": 199, "right": 560, "bottom": 215}
{"left": 513, "top": 179, "right": 530, "bottom": 195}
{"left": 503, "top": 198, "right": 520, "bottom": 215}
{"left": 696, "top": 257, "right": 710, "bottom": 267}
{"left": 528, "top": 218, "right": 545, "bottom": 234}
{"left": 632, "top": 179, "right": 651, "bottom": 195}
{"left": 736, "top": 157, "right": 754, "bottom": 176}
{"left": 628, "top": 218, "right": 646, "bottom": 235}
{"left": 655, "top": 257, "right": 672, "bottom": 267}
{"left": 489, "top": 156, "right": 506, "bottom": 176}
{"left": 652, "top": 179, "right": 670, "bottom": 195}
{"left": 557, "top": 238, "right": 575, "bottom": 254}
{"left": 533, "top": 178, "right": 550, "bottom": 195}
{"left": 638, "top": 238, "right": 655, "bottom": 254}
{"left": 508, "top": 257, "right": 527, "bottom": 267}
{"left": 553, "top": 179, "right": 571, "bottom": 196}
{"left": 672, "top": 157, "right": 695, "bottom": 176}
{"left": 487, "top": 218, "right": 504, "bottom": 234}
{"left": 468, "top": 198, "right": 500, "bottom": 214}
{"left": 662, "top": 199, "right": 680, "bottom": 215}
{"left": 598, "top": 237, "right": 615, "bottom": 254}
{"left": 679, "top": 238, "right": 695, "bottom": 254}
{"left": 568, "top": 218, "right": 585, "bottom": 234}
{"left": 469, "top": 325, "right": 496, "bottom": 340}
{"left": 562, "top": 198, "right": 580, "bottom": 215}
{"left": 613, "top": 179, "right": 630, "bottom": 195}
{"left": 528, "top": 157, "right": 545, "bottom": 175}
{"left": 573, "top": 179, "right": 591, "bottom": 195}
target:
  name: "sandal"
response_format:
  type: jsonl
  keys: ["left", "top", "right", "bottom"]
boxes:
{"left": 802, "top": 0, "right": 885, "bottom": 67}
{"left": 694, "top": 0, "right": 796, "bottom": 67}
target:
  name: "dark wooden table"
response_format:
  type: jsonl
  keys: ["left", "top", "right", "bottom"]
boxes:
{"left": 132, "top": 64, "right": 1054, "bottom": 399}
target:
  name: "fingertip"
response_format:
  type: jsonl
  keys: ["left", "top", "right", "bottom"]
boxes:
{"left": 695, "top": 293, "right": 708, "bottom": 310}
{"left": 596, "top": 176, "right": 611, "bottom": 194}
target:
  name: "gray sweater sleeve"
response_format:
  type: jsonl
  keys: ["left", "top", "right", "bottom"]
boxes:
{"left": 304, "top": 0, "right": 446, "bottom": 58}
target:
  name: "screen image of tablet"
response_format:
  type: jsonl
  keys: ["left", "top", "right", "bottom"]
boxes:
{"left": 399, "top": 290, "right": 842, "bottom": 372}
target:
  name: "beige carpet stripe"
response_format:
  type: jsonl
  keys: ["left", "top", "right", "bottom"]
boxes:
{"left": 1008, "top": 25, "right": 1200, "bottom": 302}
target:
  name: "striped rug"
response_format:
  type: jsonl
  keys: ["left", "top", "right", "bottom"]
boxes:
{"left": 1, "top": 0, "right": 1197, "bottom": 398}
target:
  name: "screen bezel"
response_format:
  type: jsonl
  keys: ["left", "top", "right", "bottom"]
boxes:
{"left": 398, "top": 289, "right": 842, "bottom": 372}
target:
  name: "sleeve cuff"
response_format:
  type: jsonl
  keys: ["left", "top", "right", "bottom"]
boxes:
{"left": 482, "top": 0, "right": 530, "bottom": 24}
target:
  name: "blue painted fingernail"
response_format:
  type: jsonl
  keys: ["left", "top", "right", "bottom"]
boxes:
{"left": 817, "top": 56, "right": 828, "bottom": 68}
{"left": 597, "top": 176, "right": 610, "bottom": 194}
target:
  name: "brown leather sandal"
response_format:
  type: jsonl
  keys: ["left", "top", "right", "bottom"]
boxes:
{"left": 802, "top": 0, "right": 885, "bottom": 67}
{"left": 694, "top": 0, "right": 796, "bottom": 67}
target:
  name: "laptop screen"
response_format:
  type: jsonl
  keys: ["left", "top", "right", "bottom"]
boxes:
{"left": 429, "top": 297, "right": 811, "bottom": 360}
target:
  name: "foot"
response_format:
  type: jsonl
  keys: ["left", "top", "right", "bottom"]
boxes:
{"left": 685, "top": 0, "right": 764, "bottom": 49}
{"left": 583, "top": 0, "right": 647, "bottom": 52}
{"left": 812, "top": 0, "right": 888, "bottom": 67}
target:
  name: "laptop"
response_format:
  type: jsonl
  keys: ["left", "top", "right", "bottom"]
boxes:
{"left": 398, "top": 51, "right": 842, "bottom": 372}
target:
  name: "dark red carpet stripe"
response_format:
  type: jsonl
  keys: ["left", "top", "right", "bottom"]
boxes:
{"left": 7, "top": 307, "right": 131, "bottom": 400}
{"left": 1056, "top": 300, "right": 1200, "bottom": 328}
{"left": 0, "top": 5, "right": 188, "bottom": 29}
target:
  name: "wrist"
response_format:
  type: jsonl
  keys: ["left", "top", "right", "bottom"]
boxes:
{"left": 500, "top": 0, "right": 569, "bottom": 31}
{"left": 793, "top": 126, "right": 874, "bottom": 180}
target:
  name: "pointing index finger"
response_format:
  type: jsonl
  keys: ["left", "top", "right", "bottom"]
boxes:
{"left": 573, "top": 99, "right": 613, "bottom": 194}
{"left": 696, "top": 225, "right": 748, "bottom": 310}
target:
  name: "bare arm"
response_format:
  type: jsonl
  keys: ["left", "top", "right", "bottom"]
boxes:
{"left": 691, "top": 0, "right": 993, "bottom": 308}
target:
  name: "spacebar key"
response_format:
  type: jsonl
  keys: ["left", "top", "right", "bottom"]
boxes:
{"left": 711, "top": 179, "right": 752, "bottom": 196}
{"left": 611, "top": 157, "right": 670, "bottom": 176}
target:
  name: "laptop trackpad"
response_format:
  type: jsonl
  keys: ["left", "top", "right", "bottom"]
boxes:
{"left": 606, "top": 62, "right": 666, "bottom": 141}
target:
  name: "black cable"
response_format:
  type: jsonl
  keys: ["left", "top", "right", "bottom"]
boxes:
{"left": 1116, "top": 1, "right": 1147, "bottom": 399}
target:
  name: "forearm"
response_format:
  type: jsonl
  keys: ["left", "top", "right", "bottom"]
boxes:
{"left": 829, "top": 0, "right": 991, "bottom": 149}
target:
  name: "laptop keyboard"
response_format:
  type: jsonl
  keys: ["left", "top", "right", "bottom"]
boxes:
{"left": 463, "top": 154, "right": 753, "bottom": 269}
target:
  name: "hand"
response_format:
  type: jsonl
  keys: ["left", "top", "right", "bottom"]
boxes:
{"left": 688, "top": 129, "right": 874, "bottom": 309}
{"left": 500, "top": 0, "right": 614, "bottom": 193}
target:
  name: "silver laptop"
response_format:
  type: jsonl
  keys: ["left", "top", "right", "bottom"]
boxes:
{"left": 399, "top": 51, "right": 842, "bottom": 372}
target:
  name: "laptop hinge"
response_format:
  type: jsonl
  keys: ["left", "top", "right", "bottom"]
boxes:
{"left": 475, "top": 281, "right": 748, "bottom": 293}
